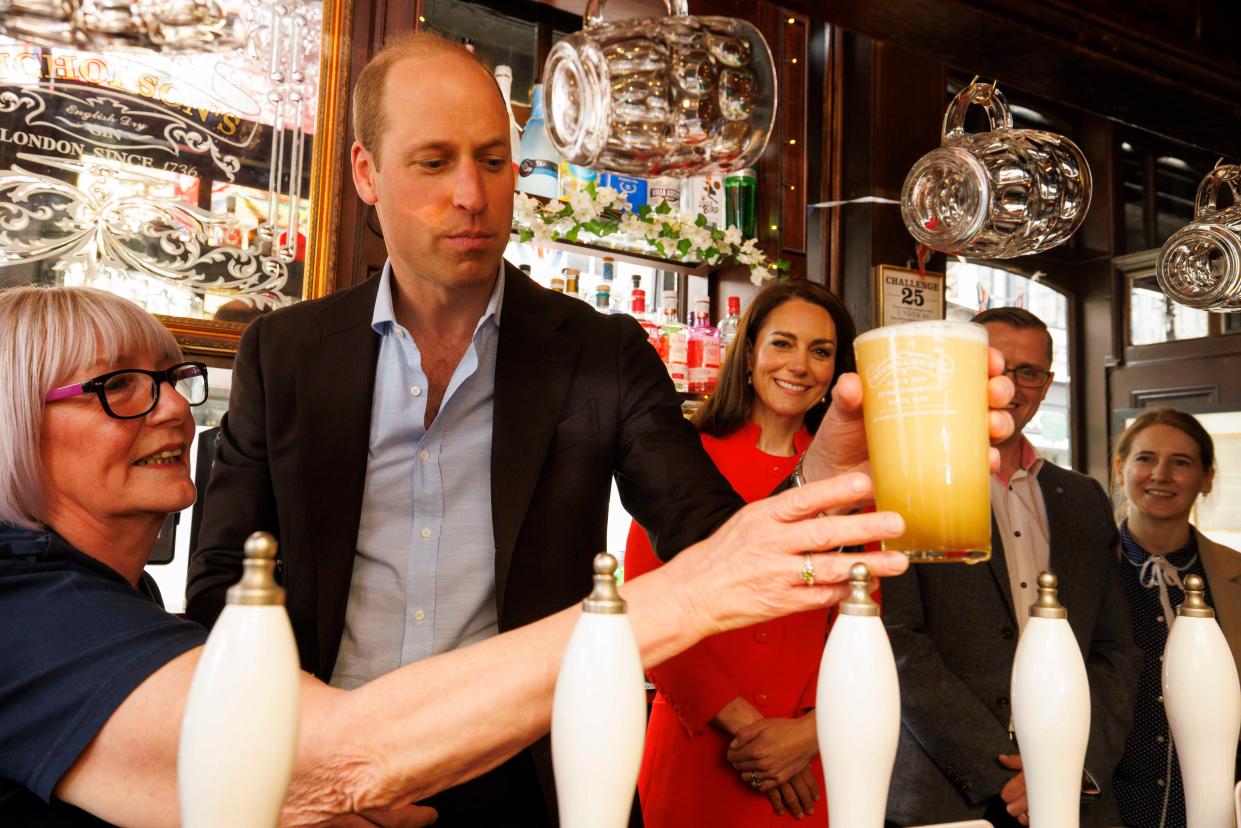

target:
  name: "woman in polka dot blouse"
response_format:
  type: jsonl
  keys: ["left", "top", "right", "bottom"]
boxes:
{"left": 1111, "top": 408, "right": 1241, "bottom": 828}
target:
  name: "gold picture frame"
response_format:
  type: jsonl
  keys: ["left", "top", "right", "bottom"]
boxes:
{"left": 0, "top": 0, "right": 354, "bottom": 356}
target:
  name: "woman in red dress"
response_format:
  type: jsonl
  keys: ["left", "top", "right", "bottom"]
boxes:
{"left": 626, "top": 280, "right": 857, "bottom": 826}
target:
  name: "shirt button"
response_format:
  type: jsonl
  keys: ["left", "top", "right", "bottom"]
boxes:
{"left": 414, "top": 609, "right": 425, "bottom": 622}
{"left": 754, "top": 630, "right": 770, "bottom": 644}
{"left": 410, "top": 386, "right": 422, "bottom": 397}
{"left": 755, "top": 692, "right": 770, "bottom": 706}
{"left": 997, "top": 696, "right": 1009, "bottom": 708}
{"left": 1000, "top": 627, "right": 1014, "bottom": 640}
{"left": 421, "top": 527, "right": 432, "bottom": 539}
{"left": 1014, "top": 530, "right": 1022, "bottom": 538}
{"left": 1157, "top": 695, "right": 1164, "bottom": 704}
{"left": 419, "top": 450, "right": 430, "bottom": 461}
{"left": 1020, "top": 581, "right": 1028, "bottom": 589}
{"left": 1156, "top": 735, "right": 1165, "bottom": 744}
{"left": 1156, "top": 778, "right": 1165, "bottom": 787}
{"left": 1156, "top": 615, "right": 1165, "bottom": 624}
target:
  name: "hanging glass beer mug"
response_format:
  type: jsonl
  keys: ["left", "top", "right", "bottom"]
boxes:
{"left": 901, "top": 80, "right": 1092, "bottom": 259}
{"left": 1156, "top": 163, "right": 1241, "bottom": 311}
{"left": 541, "top": 0, "right": 777, "bottom": 178}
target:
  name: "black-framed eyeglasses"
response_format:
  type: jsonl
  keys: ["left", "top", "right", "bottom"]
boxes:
{"left": 1003, "top": 365, "right": 1052, "bottom": 389}
{"left": 45, "top": 362, "right": 209, "bottom": 420}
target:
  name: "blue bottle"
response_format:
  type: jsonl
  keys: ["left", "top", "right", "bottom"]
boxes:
{"left": 517, "top": 84, "right": 561, "bottom": 199}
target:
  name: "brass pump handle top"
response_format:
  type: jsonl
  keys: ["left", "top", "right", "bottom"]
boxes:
{"left": 226, "top": 530, "right": 287, "bottom": 606}
{"left": 1193, "top": 164, "right": 1241, "bottom": 219}
{"left": 582, "top": 552, "right": 627, "bottom": 614}
{"left": 840, "top": 561, "right": 880, "bottom": 617}
{"left": 583, "top": 0, "right": 688, "bottom": 27}
{"left": 1177, "top": 573, "right": 1216, "bottom": 619}
{"left": 1028, "top": 570, "right": 1067, "bottom": 619}
{"left": 942, "top": 80, "right": 1013, "bottom": 143}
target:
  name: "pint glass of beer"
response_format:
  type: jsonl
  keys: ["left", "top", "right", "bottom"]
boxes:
{"left": 854, "top": 320, "right": 991, "bottom": 563}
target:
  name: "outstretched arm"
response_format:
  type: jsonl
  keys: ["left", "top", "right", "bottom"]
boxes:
{"left": 57, "top": 474, "right": 908, "bottom": 827}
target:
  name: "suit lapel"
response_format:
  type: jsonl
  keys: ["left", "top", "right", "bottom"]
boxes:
{"left": 492, "top": 266, "right": 581, "bottom": 621}
{"left": 1199, "top": 534, "right": 1241, "bottom": 680}
{"left": 1038, "top": 464, "right": 1092, "bottom": 645}
{"left": 987, "top": 509, "right": 1018, "bottom": 624}
{"left": 297, "top": 277, "right": 383, "bottom": 675}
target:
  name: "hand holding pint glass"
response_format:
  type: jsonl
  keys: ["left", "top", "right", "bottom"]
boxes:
{"left": 854, "top": 320, "right": 992, "bottom": 563}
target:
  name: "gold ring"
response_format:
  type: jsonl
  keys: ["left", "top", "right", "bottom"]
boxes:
{"left": 800, "top": 553, "right": 815, "bottom": 585}
{"left": 750, "top": 773, "right": 763, "bottom": 790}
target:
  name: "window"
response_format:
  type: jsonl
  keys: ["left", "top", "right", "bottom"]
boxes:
{"left": 1129, "top": 274, "right": 1208, "bottom": 344}
{"left": 1118, "top": 134, "right": 1229, "bottom": 255}
{"left": 946, "top": 260, "right": 1073, "bottom": 468}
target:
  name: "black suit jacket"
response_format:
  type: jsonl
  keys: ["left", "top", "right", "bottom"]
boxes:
{"left": 880, "top": 462, "right": 1143, "bottom": 827}
{"left": 184, "top": 265, "right": 744, "bottom": 822}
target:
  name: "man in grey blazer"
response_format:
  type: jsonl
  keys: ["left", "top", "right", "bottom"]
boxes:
{"left": 881, "top": 307, "right": 1142, "bottom": 827}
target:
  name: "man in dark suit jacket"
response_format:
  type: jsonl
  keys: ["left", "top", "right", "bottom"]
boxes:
{"left": 185, "top": 32, "right": 744, "bottom": 827}
{"left": 880, "top": 308, "right": 1143, "bottom": 827}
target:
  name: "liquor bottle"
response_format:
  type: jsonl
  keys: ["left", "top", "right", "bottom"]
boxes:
{"left": 682, "top": 174, "right": 726, "bottom": 229}
{"left": 719, "top": 296, "right": 742, "bottom": 352}
{"left": 552, "top": 554, "right": 646, "bottom": 828}
{"left": 559, "top": 161, "right": 598, "bottom": 199}
{"left": 594, "top": 284, "right": 613, "bottom": 313}
{"left": 494, "top": 65, "right": 523, "bottom": 179}
{"left": 658, "top": 291, "right": 689, "bottom": 393}
{"left": 687, "top": 299, "right": 721, "bottom": 395}
{"left": 1163, "top": 574, "right": 1241, "bottom": 828}
{"left": 648, "top": 176, "right": 682, "bottom": 212}
{"left": 517, "top": 84, "right": 560, "bottom": 199}
{"left": 550, "top": 277, "right": 565, "bottom": 294}
{"left": 816, "top": 563, "right": 900, "bottom": 828}
{"left": 562, "top": 267, "right": 581, "bottom": 299}
{"left": 598, "top": 171, "right": 649, "bottom": 209}
{"left": 1010, "top": 572, "right": 1090, "bottom": 828}
{"left": 630, "top": 289, "right": 661, "bottom": 349}
{"left": 601, "top": 256, "right": 615, "bottom": 284}
{"left": 179, "top": 532, "right": 300, "bottom": 828}
{"left": 725, "top": 168, "right": 758, "bottom": 237}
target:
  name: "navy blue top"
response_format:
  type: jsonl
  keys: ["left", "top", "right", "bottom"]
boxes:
{"left": 1113, "top": 520, "right": 1214, "bottom": 828}
{"left": 0, "top": 523, "right": 206, "bottom": 826}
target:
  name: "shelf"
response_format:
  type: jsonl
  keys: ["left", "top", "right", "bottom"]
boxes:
{"left": 510, "top": 230, "right": 715, "bottom": 277}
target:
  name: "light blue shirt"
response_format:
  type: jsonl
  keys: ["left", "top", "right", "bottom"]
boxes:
{"left": 330, "top": 262, "right": 503, "bottom": 689}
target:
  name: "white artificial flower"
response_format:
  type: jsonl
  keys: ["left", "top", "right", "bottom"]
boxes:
{"left": 568, "top": 189, "right": 597, "bottom": 219}
{"left": 513, "top": 193, "right": 540, "bottom": 226}
{"left": 750, "top": 266, "right": 771, "bottom": 285}
{"left": 723, "top": 226, "right": 743, "bottom": 247}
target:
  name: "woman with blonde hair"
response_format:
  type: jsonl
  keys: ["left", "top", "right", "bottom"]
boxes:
{"left": 627, "top": 279, "right": 860, "bottom": 827}
{"left": 0, "top": 284, "right": 918, "bottom": 826}
{"left": 1111, "top": 408, "right": 1241, "bottom": 828}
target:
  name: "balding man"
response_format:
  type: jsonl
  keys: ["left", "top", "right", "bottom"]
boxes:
{"left": 186, "top": 32, "right": 746, "bottom": 825}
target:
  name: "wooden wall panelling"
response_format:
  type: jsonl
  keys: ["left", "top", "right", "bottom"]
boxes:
{"left": 835, "top": 32, "right": 943, "bottom": 331}
{"left": 1072, "top": 115, "right": 1121, "bottom": 478}
{"left": 777, "top": 8, "right": 808, "bottom": 256}
{"left": 836, "top": 31, "right": 877, "bottom": 331}
{"left": 826, "top": 24, "right": 847, "bottom": 295}
{"left": 814, "top": 0, "right": 1241, "bottom": 161}
{"left": 331, "top": 0, "right": 425, "bottom": 292}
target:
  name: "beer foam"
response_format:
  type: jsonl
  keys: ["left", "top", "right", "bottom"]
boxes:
{"left": 855, "top": 319, "right": 988, "bottom": 347}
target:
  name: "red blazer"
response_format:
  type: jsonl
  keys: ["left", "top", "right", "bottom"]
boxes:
{"left": 626, "top": 421, "right": 830, "bottom": 827}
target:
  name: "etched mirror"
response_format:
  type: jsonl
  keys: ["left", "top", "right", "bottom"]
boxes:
{"left": 0, "top": 0, "right": 349, "bottom": 353}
